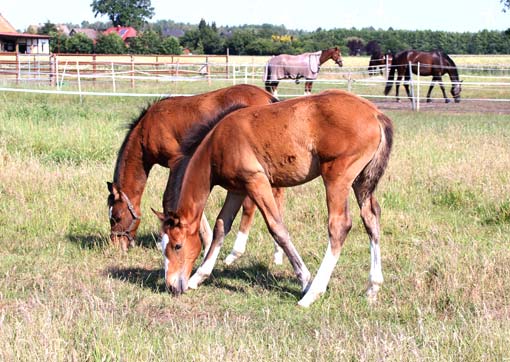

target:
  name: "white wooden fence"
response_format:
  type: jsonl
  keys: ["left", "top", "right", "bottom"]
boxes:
{"left": 1, "top": 53, "right": 510, "bottom": 110}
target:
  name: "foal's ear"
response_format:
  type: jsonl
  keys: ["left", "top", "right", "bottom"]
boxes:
{"left": 151, "top": 208, "right": 166, "bottom": 222}
{"left": 166, "top": 211, "right": 181, "bottom": 228}
{"left": 107, "top": 181, "right": 121, "bottom": 200}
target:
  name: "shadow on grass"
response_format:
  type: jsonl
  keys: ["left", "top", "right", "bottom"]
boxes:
{"left": 107, "top": 266, "right": 166, "bottom": 293}
{"left": 66, "top": 232, "right": 159, "bottom": 250}
{"left": 106, "top": 262, "right": 301, "bottom": 298}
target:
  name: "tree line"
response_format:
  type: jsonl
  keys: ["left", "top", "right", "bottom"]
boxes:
{"left": 37, "top": 19, "right": 510, "bottom": 56}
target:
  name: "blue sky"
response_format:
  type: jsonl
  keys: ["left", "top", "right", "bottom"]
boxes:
{"left": 2, "top": 0, "right": 509, "bottom": 32}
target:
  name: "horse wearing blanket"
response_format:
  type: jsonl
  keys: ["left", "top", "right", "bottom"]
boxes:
{"left": 264, "top": 47, "right": 343, "bottom": 96}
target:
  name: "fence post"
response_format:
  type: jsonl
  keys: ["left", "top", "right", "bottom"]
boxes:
{"left": 111, "top": 62, "right": 116, "bottom": 93}
{"left": 55, "top": 55, "right": 59, "bottom": 89}
{"left": 244, "top": 64, "right": 248, "bottom": 84}
{"left": 76, "top": 60, "right": 83, "bottom": 104}
{"left": 232, "top": 64, "right": 236, "bottom": 85}
{"left": 226, "top": 48, "right": 229, "bottom": 79}
{"left": 50, "top": 54, "right": 56, "bottom": 87}
{"left": 60, "top": 60, "right": 69, "bottom": 90}
{"left": 347, "top": 72, "right": 352, "bottom": 92}
{"left": 16, "top": 53, "right": 20, "bottom": 84}
{"left": 206, "top": 56, "right": 211, "bottom": 86}
{"left": 92, "top": 54, "right": 97, "bottom": 86}
{"left": 408, "top": 61, "right": 416, "bottom": 111}
{"left": 130, "top": 55, "right": 135, "bottom": 89}
{"left": 417, "top": 62, "right": 420, "bottom": 112}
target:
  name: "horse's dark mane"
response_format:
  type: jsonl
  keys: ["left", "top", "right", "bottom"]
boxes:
{"left": 113, "top": 97, "right": 171, "bottom": 183}
{"left": 438, "top": 51, "right": 459, "bottom": 79}
{"left": 166, "top": 103, "right": 248, "bottom": 210}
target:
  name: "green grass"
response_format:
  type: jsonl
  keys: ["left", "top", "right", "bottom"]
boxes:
{"left": 0, "top": 90, "right": 509, "bottom": 361}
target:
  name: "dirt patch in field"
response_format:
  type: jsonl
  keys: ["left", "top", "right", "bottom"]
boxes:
{"left": 370, "top": 98, "right": 510, "bottom": 115}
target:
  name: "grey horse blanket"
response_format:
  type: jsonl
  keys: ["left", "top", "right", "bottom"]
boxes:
{"left": 264, "top": 51, "right": 321, "bottom": 81}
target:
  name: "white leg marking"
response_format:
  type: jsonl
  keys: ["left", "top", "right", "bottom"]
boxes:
{"left": 298, "top": 241, "right": 339, "bottom": 308}
{"left": 367, "top": 240, "right": 383, "bottom": 303}
{"left": 200, "top": 214, "right": 213, "bottom": 256}
{"left": 273, "top": 241, "right": 284, "bottom": 265}
{"left": 160, "top": 233, "right": 169, "bottom": 282}
{"left": 273, "top": 89, "right": 278, "bottom": 98}
{"left": 108, "top": 206, "right": 113, "bottom": 220}
{"left": 224, "top": 231, "right": 248, "bottom": 265}
{"left": 188, "top": 244, "right": 222, "bottom": 289}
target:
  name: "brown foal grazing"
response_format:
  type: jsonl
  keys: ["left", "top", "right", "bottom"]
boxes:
{"left": 156, "top": 89, "right": 393, "bottom": 307}
{"left": 107, "top": 84, "right": 285, "bottom": 263}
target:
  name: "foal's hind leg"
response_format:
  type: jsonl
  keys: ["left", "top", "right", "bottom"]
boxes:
{"left": 245, "top": 175, "right": 311, "bottom": 292}
{"left": 436, "top": 76, "right": 450, "bottom": 103}
{"left": 224, "top": 196, "right": 255, "bottom": 265}
{"left": 298, "top": 178, "right": 352, "bottom": 308}
{"left": 353, "top": 189, "right": 383, "bottom": 304}
{"left": 395, "top": 75, "right": 403, "bottom": 102}
{"left": 224, "top": 188, "right": 285, "bottom": 266}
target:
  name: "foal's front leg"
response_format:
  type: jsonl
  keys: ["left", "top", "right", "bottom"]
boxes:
{"left": 188, "top": 192, "right": 245, "bottom": 289}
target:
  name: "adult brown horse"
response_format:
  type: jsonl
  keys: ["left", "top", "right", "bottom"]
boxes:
{"left": 108, "top": 84, "right": 285, "bottom": 265}
{"left": 155, "top": 89, "right": 393, "bottom": 307}
{"left": 368, "top": 51, "right": 393, "bottom": 76}
{"left": 263, "top": 47, "right": 343, "bottom": 97}
{"left": 384, "top": 50, "right": 462, "bottom": 103}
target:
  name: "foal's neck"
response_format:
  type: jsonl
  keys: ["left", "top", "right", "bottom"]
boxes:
{"left": 175, "top": 150, "right": 213, "bottom": 228}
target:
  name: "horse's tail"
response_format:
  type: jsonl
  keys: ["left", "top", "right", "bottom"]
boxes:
{"left": 263, "top": 62, "right": 273, "bottom": 92}
{"left": 263, "top": 62, "right": 269, "bottom": 82}
{"left": 353, "top": 113, "right": 394, "bottom": 202}
{"left": 384, "top": 64, "right": 397, "bottom": 96}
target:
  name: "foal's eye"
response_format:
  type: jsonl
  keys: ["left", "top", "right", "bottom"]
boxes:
{"left": 174, "top": 244, "right": 182, "bottom": 251}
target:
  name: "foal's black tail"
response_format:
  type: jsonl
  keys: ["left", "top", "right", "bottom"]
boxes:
{"left": 353, "top": 113, "right": 394, "bottom": 202}
{"left": 383, "top": 65, "right": 397, "bottom": 96}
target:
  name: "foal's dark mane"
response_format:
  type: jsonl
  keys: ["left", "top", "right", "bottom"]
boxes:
{"left": 167, "top": 103, "right": 248, "bottom": 210}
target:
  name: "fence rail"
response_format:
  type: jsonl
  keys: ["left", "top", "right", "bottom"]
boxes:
{"left": 1, "top": 53, "right": 509, "bottom": 110}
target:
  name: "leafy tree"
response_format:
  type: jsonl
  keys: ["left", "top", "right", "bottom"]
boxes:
{"left": 66, "top": 33, "right": 94, "bottom": 53}
{"left": 180, "top": 19, "right": 224, "bottom": 54}
{"left": 129, "top": 30, "right": 160, "bottom": 54}
{"left": 365, "top": 40, "right": 381, "bottom": 56}
{"left": 38, "top": 20, "right": 58, "bottom": 35}
{"left": 159, "top": 36, "right": 182, "bottom": 55}
{"left": 90, "top": 0, "right": 154, "bottom": 28}
{"left": 225, "top": 30, "right": 256, "bottom": 55}
{"left": 502, "top": 0, "right": 510, "bottom": 11}
{"left": 95, "top": 32, "right": 127, "bottom": 54}
{"left": 180, "top": 29, "right": 202, "bottom": 53}
{"left": 346, "top": 36, "right": 365, "bottom": 55}
{"left": 50, "top": 33, "right": 69, "bottom": 53}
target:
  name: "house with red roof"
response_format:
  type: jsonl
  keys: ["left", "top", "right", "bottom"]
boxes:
{"left": 0, "top": 13, "right": 51, "bottom": 54}
{"left": 103, "top": 26, "right": 137, "bottom": 45}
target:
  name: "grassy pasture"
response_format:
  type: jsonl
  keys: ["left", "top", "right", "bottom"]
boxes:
{"left": 0, "top": 89, "right": 509, "bottom": 361}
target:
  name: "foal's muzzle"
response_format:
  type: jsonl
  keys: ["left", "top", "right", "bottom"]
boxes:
{"left": 166, "top": 274, "right": 188, "bottom": 295}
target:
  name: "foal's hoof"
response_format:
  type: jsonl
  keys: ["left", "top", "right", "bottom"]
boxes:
{"left": 426, "top": 98, "right": 432, "bottom": 103}
{"left": 396, "top": 99, "right": 401, "bottom": 103}
{"left": 366, "top": 284, "right": 381, "bottom": 305}
{"left": 445, "top": 99, "right": 451, "bottom": 104}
